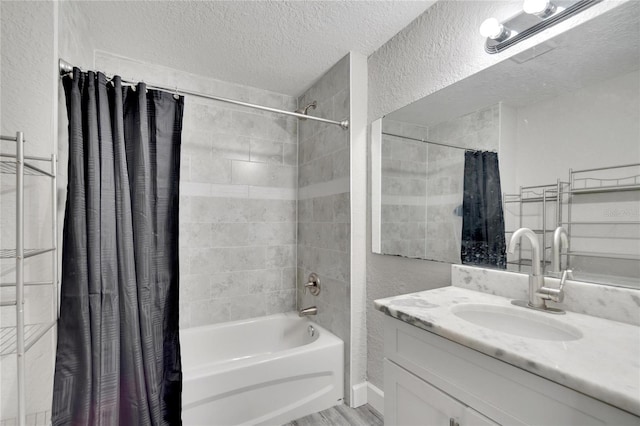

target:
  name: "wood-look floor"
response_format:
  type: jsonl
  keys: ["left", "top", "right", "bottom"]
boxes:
{"left": 282, "top": 404, "right": 383, "bottom": 426}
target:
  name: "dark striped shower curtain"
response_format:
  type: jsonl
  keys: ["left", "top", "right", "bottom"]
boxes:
{"left": 52, "top": 68, "right": 183, "bottom": 425}
{"left": 461, "top": 150, "right": 507, "bottom": 269}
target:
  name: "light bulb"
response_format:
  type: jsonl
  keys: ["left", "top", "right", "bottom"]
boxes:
{"left": 523, "top": 0, "right": 557, "bottom": 17}
{"left": 479, "top": 18, "right": 510, "bottom": 41}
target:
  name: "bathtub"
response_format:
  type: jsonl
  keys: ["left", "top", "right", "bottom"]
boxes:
{"left": 180, "top": 312, "right": 344, "bottom": 426}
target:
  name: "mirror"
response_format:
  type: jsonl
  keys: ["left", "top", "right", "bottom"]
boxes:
{"left": 371, "top": 2, "right": 640, "bottom": 289}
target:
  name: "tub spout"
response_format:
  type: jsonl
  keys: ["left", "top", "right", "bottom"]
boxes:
{"left": 298, "top": 306, "right": 317, "bottom": 317}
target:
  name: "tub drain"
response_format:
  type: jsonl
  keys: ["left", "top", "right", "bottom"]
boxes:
{"left": 307, "top": 325, "right": 315, "bottom": 337}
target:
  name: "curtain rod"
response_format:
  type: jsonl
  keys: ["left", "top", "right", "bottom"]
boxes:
{"left": 381, "top": 131, "right": 497, "bottom": 153}
{"left": 58, "top": 59, "right": 349, "bottom": 130}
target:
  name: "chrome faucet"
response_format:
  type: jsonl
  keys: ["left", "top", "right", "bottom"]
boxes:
{"left": 508, "top": 227, "right": 568, "bottom": 314}
{"left": 298, "top": 306, "right": 317, "bottom": 317}
{"left": 551, "top": 226, "right": 569, "bottom": 274}
{"left": 508, "top": 228, "right": 545, "bottom": 309}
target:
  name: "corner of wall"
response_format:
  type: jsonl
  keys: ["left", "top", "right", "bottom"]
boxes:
{"left": 348, "top": 51, "right": 368, "bottom": 407}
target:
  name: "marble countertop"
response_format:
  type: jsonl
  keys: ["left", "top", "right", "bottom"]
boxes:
{"left": 375, "top": 286, "right": 640, "bottom": 416}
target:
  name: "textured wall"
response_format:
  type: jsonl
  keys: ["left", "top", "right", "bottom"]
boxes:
{"left": 92, "top": 52, "right": 299, "bottom": 329}
{"left": 1, "top": 1, "right": 57, "bottom": 422}
{"left": 367, "top": 1, "right": 624, "bottom": 123}
{"left": 365, "top": 0, "right": 627, "bottom": 392}
{"left": 296, "top": 55, "right": 351, "bottom": 403}
{"left": 70, "top": 2, "right": 432, "bottom": 96}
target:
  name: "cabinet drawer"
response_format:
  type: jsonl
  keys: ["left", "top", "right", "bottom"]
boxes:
{"left": 384, "top": 316, "right": 639, "bottom": 426}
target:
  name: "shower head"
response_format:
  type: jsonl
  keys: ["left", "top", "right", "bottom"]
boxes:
{"left": 295, "top": 101, "right": 317, "bottom": 119}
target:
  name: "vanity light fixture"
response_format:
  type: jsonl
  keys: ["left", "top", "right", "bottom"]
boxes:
{"left": 479, "top": 18, "right": 512, "bottom": 42}
{"left": 523, "top": 0, "right": 557, "bottom": 18}
{"left": 481, "top": 0, "right": 601, "bottom": 54}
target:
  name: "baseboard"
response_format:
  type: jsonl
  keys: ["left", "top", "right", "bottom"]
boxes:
{"left": 367, "top": 382, "right": 384, "bottom": 416}
{"left": 350, "top": 382, "right": 368, "bottom": 408}
{"left": 350, "top": 381, "right": 384, "bottom": 414}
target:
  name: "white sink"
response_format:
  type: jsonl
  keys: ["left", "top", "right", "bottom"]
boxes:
{"left": 451, "top": 303, "right": 583, "bottom": 341}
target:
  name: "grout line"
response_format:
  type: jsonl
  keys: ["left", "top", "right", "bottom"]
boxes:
{"left": 295, "top": 105, "right": 300, "bottom": 312}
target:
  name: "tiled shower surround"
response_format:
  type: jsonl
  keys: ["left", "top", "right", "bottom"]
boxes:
{"left": 296, "top": 55, "right": 352, "bottom": 403}
{"left": 53, "top": 51, "right": 354, "bottom": 408}
{"left": 96, "top": 53, "right": 354, "bottom": 347}
{"left": 95, "top": 52, "right": 298, "bottom": 329}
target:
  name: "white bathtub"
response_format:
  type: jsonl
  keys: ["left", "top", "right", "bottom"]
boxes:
{"left": 180, "top": 312, "right": 344, "bottom": 426}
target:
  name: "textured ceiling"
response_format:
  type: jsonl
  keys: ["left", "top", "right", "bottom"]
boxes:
{"left": 387, "top": 1, "right": 640, "bottom": 127}
{"left": 75, "top": 0, "right": 435, "bottom": 96}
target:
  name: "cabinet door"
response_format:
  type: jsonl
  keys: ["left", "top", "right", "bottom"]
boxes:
{"left": 385, "top": 359, "right": 465, "bottom": 426}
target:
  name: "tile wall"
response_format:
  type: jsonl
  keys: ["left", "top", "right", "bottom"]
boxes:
{"left": 94, "top": 52, "right": 299, "bottom": 329}
{"left": 296, "top": 55, "right": 351, "bottom": 403}
{"left": 379, "top": 121, "right": 428, "bottom": 258}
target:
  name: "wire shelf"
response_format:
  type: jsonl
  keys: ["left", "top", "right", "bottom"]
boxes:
{"left": 506, "top": 229, "right": 552, "bottom": 234}
{"left": 0, "top": 281, "right": 53, "bottom": 288}
{"left": 0, "top": 321, "right": 56, "bottom": 356}
{"left": 0, "top": 409, "right": 51, "bottom": 426}
{"left": 560, "top": 221, "right": 640, "bottom": 225}
{"left": 0, "top": 160, "right": 54, "bottom": 178}
{"left": 1, "top": 130, "right": 58, "bottom": 425}
{"left": 570, "top": 183, "right": 640, "bottom": 194}
{"left": 570, "top": 164, "right": 640, "bottom": 193}
{"left": 566, "top": 251, "right": 640, "bottom": 261}
{"left": 506, "top": 258, "right": 552, "bottom": 266}
{"left": 0, "top": 248, "right": 55, "bottom": 259}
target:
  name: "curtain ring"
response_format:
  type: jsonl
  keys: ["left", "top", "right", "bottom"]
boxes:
{"left": 173, "top": 86, "right": 180, "bottom": 100}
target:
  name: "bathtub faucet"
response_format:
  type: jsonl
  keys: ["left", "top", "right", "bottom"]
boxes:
{"left": 298, "top": 306, "right": 317, "bottom": 317}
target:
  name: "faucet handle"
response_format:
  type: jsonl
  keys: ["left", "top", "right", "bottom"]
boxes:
{"left": 560, "top": 269, "right": 573, "bottom": 287}
{"left": 305, "top": 273, "right": 321, "bottom": 296}
{"left": 538, "top": 269, "right": 572, "bottom": 303}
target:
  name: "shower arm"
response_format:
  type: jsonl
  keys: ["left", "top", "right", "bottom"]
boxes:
{"left": 58, "top": 59, "right": 349, "bottom": 130}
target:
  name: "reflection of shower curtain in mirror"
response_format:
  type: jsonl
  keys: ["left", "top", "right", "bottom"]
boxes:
{"left": 461, "top": 151, "right": 506, "bottom": 268}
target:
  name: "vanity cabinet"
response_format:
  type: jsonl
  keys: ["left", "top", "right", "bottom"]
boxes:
{"left": 385, "top": 359, "right": 497, "bottom": 426}
{"left": 384, "top": 316, "right": 640, "bottom": 426}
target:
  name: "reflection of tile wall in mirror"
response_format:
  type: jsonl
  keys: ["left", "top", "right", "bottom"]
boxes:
{"left": 380, "top": 104, "right": 500, "bottom": 262}
{"left": 380, "top": 120, "right": 428, "bottom": 258}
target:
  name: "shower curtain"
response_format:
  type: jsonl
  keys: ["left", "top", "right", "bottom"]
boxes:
{"left": 461, "top": 150, "right": 507, "bottom": 268}
{"left": 52, "top": 69, "right": 183, "bottom": 425}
